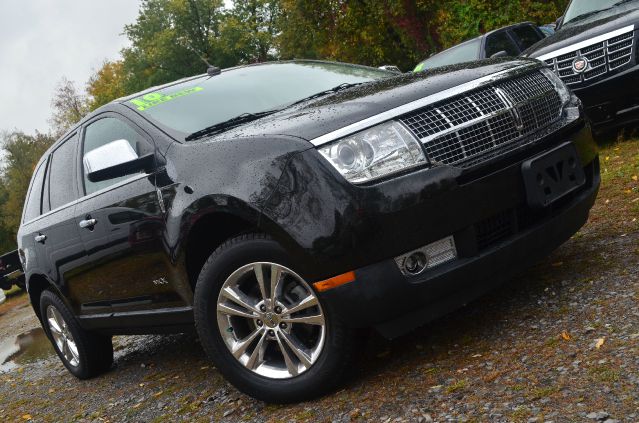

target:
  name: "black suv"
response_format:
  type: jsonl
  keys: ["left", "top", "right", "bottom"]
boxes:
{"left": 414, "top": 22, "right": 546, "bottom": 72}
{"left": 525, "top": 0, "right": 639, "bottom": 134}
{"left": 18, "top": 60, "right": 599, "bottom": 403}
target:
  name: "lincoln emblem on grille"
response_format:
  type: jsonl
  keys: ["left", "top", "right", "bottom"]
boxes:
{"left": 572, "top": 57, "right": 588, "bottom": 73}
{"left": 494, "top": 87, "right": 524, "bottom": 131}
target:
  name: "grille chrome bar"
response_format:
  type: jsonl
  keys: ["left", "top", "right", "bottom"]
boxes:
{"left": 400, "top": 71, "right": 562, "bottom": 168}
{"left": 541, "top": 26, "right": 636, "bottom": 87}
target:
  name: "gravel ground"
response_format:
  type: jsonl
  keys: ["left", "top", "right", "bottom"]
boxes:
{"left": 0, "top": 140, "right": 637, "bottom": 423}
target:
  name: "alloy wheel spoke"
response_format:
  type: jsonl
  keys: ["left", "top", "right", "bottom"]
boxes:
{"left": 284, "top": 294, "right": 318, "bottom": 315}
{"left": 254, "top": 264, "right": 268, "bottom": 302}
{"left": 217, "top": 303, "right": 258, "bottom": 319}
{"left": 245, "top": 331, "right": 269, "bottom": 370}
{"left": 67, "top": 340, "right": 80, "bottom": 362}
{"left": 47, "top": 317, "right": 63, "bottom": 335}
{"left": 275, "top": 332, "right": 298, "bottom": 376}
{"left": 282, "top": 314, "right": 325, "bottom": 326}
{"left": 269, "top": 265, "right": 283, "bottom": 303}
{"left": 62, "top": 340, "right": 73, "bottom": 363}
{"left": 232, "top": 329, "right": 262, "bottom": 359}
{"left": 279, "top": 331, "right": 312, "bottom": 368}
{"left": 221, "top": 286, "right": 259, "bottom": 314}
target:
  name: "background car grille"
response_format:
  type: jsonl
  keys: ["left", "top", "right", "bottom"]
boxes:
{"left": 400, "top": 70, "right": 562, "bottom": 168}
{"left": 544, "top": 29, "right": 636, "bottom": 87}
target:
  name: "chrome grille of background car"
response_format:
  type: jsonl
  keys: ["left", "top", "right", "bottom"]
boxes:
{"left": 544, "top": 29, "right": 636, "bottom": 87}
{"left": 400, "top": 71, "right": 562, "bottom": 167}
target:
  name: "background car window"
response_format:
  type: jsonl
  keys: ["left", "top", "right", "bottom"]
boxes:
{"left": 23, "top": 160, "right": 47, "bottom": 222}
{"left": 82, "top": 117, "right": 149, "bottom": 195}
{"left": 47, "top": 137, "right": 78, "bottom": 211}
{"left": 485, "top": 32, "right": 520, "bottom": 58}
{"left": 511, "top": 26, "right": 543, "bottom": 50}
{"left": 415, "top": 38, "right": 481, "bottom": 70}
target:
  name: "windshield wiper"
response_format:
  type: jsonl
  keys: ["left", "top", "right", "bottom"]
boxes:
{"left": 185, "top": 110, "right": 279, "bottom": 141}
{"left": 287, "top": 83, "right": 363, "bottom": 107}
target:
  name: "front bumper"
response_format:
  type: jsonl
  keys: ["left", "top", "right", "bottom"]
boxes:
{"left": 261, "top": 113, "right": 599, "bottom": 338}
{"left": 573, "top": 64, "right": 639, "bottom": 132}
{"left": 320, "top": 158, "right": 599, "bottom": 338}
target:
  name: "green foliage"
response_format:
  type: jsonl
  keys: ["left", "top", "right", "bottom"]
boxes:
{"left": 87, "top": 61, "right": 127, "bottom": 111}
{"left": 0, "top": 131, "right": 54, "bottom": 248}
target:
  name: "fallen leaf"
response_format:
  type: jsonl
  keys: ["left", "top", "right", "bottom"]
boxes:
{"left": 551, "top": 262, "right": 563, "bottom": 267}
{"left": 22, "top": 415, "right": 32, "bottom": 421}
{"left": 632, "top": 175, "right": 638, "bottom": 181}
{"left": 595, "top": 337, "right": 606, "bottom": 349}
{"left": 561, "top": 331, "right": 572, "bottom": 341}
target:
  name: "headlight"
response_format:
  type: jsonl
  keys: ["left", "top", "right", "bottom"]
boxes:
{"left": 318, "top": 121, "right": 427, "bottom": 183}
{"left": 540, "top": 67, "right": 571, "bottom": 106}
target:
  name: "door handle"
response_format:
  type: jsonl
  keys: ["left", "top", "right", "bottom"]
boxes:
{"left": 35, "top": 234, "right": 47, "bottom": 243}
{"left": 79, "top": 218, "right": 97, "bottom": 229}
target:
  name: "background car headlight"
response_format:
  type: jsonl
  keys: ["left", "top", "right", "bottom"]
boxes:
{"left": 318, "top": 121, "right": 427, "bottom": 183}
{"left": 540, "top": 67, "right": 571, "bottom": 106}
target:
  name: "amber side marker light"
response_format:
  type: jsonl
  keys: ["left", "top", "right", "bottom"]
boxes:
{"left": 313, "top": 271, "right": 356, "bottom": 292}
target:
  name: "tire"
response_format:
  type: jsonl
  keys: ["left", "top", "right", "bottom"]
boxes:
{"left": 194, "top": 233, "right": 358, "bottom": 403}
{"left": 39, "top": 290, "right": 113, "bottom": 379}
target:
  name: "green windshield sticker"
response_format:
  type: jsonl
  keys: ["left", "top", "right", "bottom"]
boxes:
{"left": 130, "top": 86, "right": 204, "bottom": 111}
{"left": 413, "top": 63, "right": 425, "bottom": 73}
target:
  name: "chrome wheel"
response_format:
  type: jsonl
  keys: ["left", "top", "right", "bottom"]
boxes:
{"left": 46, "top": 305, "right": 80, "bottom": 367}
{"left": 216, "top": 262, "right": 326, "bottom": 379}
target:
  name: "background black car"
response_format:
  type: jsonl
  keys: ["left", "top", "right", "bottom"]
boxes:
{"left": 18, "top": 59, "right": 599, "bottom": 403}
{"left": 525, "top": 0, "right": 639, "bottom": 136}
{"left": 414, "top": 22, "right": 545, "bottom": 72}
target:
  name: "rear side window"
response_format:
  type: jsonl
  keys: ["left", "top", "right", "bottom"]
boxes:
{"left": 82, "top": 117, "right": 150, "bottom": 195}
{"left": 511, "top": 26, "right": 543, "bottom": 50}
{"left": 47, "top": 137, "right": 78, "bottom": 210}
{"left": 485, "top": 32, "right": 520, "bottom": 58}
{"left": 23, "top": 160, "right": 48, "bottom": 222}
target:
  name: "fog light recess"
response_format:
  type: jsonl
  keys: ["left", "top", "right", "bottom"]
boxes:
{"left": 394, "top": 236, "right": 457, "bottom": 276}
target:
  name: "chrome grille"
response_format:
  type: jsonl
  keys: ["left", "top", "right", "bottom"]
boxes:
{"left": 544, "top": 29, "right": 636, "bottom": 87}
{"left": 400, "top": 71, "right": 562, "bottom": 167}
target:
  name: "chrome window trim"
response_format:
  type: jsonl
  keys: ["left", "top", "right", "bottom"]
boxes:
{"left": 537, "top": 25, "right": 636, "bottom": 61}
{"left": 309, "top": 63, "right": 539, "bottom": 147}
{"left": 21, "top": 173, "right": 150, "bottom": 227}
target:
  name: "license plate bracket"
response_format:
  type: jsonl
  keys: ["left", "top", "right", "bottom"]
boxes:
{"left": 522, "top": 142, "right": 586, "bottom": 208}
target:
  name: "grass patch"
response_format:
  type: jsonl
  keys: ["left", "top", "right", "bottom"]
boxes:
{"left": 445, "top": 379, "right": 467, "bottom": 394}
{"left": 588, "top": 365, "right": 621, "bottom": 384}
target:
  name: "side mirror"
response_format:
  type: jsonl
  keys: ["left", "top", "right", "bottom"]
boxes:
{"left": 84, "top": 139, "right": 155, "bottom": 183}
{"left": 490, "top": 51, "right": 509, "bottom": 59}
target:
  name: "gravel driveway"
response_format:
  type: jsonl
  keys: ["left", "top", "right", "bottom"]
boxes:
{"left": 1, "top": 140, "right": 637, "bottom": 423}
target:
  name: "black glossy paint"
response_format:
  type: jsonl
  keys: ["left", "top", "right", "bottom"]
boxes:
{"left": 525, "top": 3, "right": 639, "bottom": 131}
{"left": 17, "top": 60, "right": 599, "bottom": 337}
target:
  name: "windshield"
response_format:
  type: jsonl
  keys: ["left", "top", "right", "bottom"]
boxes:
{"left": 563, "top": 0, "right": 634, "bottom": 25}
{"left": 414, "top": 38, "right": 481, "bottom": 72}
{"left": 127, "top": 62, "right": 392, "bottom": 139}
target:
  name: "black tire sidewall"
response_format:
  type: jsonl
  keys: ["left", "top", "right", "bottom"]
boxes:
{"left": 194, "top": 234, "right": 352, "bottom": 403}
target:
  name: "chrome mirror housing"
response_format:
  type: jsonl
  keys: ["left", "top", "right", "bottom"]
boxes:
{"left": 83, "top": 139, "right": 139, "bottom": 175}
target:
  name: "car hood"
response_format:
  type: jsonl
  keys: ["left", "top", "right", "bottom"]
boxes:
{"left": 525, "top": 4, "right": 639, "bottom": 58}
{"left": 198, "top": 58, "right": 541, "bottom": 144}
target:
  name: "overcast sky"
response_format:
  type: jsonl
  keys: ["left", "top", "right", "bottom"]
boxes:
{"left": 0, "top": 0, "right": 141, "bottom": 135}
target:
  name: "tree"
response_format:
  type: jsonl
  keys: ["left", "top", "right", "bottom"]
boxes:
{"left": 0, "top": 131, "right": 54, "bottom": 246}
{"left": 121, "top": 0, "right": 228, "bottom": 93}
{"left": 87, "top": 60, "right": 128, "bottom": 111}
{"left": 49, "top": 77, "right": 89, "bottom": 138}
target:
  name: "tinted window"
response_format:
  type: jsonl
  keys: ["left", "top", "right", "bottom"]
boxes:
{"left": 82, "top": 117, "right": 149, "bottom": 195}
{"left": 128, "top": 62, "right": 393, "bottom": 138}
{"left": 47, "top": 137, "right": 78, "bottom": 210}
{"left": 511, "top": 26, "right": 543, "bottom": 50}
{"left": 414, "top": 38, "right": 481, "bottom": 71}
{"left": 23, "top": 160, "right": 47, "bottom": 222}
{"left": 485, "top": 32, "right": 520, "bottom": 58}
